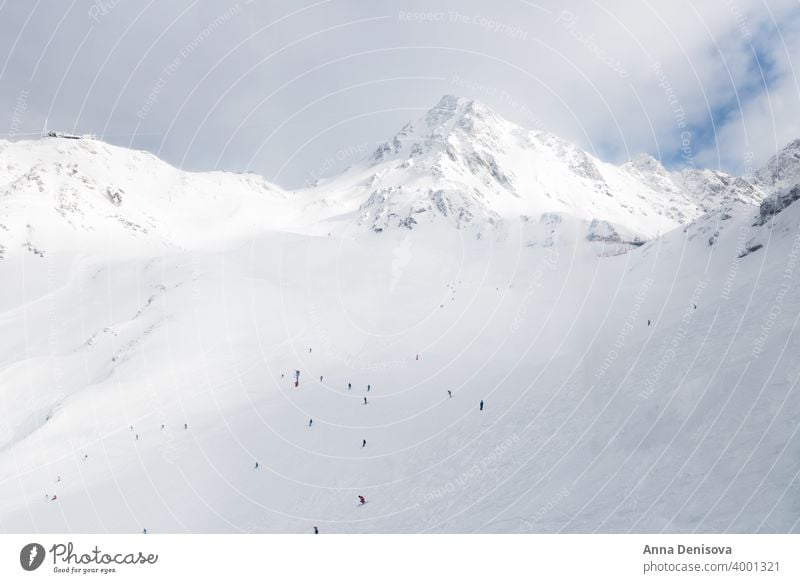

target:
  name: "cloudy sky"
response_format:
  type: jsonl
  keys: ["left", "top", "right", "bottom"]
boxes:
{"left": 1, "top": 0, "right": 799, "bottom": 188}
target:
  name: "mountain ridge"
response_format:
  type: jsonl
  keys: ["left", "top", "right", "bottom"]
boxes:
{"left": 299, "top": 95, "right": 782, "bottom": 239}
{"left": 2, "top": 95, "right": 800, "bottom": 256}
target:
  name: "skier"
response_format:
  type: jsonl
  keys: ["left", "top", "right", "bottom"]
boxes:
{"left": 693, "top": 303, "right": 697, "bottom": 309}
{"left": 57, "top": 476, "right": 61, "bottom": 483}
{"left": 348, "top": 382, "right": 351, "bottom": 390}
{"left": 364, "top": 397, "right": 368, "bottom": 405}
{"left": 135, "top": 434, "right": 139, "bottom": 441}
{"left": 309, "top": 419, "right": 313, "bottom": 427}
{"left": 281, "top": 373, "right": 284, "bottom": 379}
{"left": 320, "top": 375, "right": 323, "bottom": 382}
{"left": 51, "top": 495, "right": 57, "bottom": 501}
{"left": 143, "top": 528, "right": 147, "bottom": 534}
{"left": 358, "top": 495, "right": 366, "bottom": 505}
{"left": 314, "top": 526, "right": 319, "bottom": 534}
{"left": 416, "top": 354, "right": 419, "bottom": 361}
{"left": 255, "top": 461, "right": 259, "bottom": 469}
{"left": 479, "top": 400, "right": 484, "bottom": 411}
{"left": 161, "top": 424, "right": 165, "bottom": 430}
{"left": 647, "top": 319, "right": 651, "bottom": 326}
{"left": 448, "top": 390, "right": 452, "bottom": 398}
{"left": 367, "top": 384, "right": 371, "bottom": 392}
{"left": 184, "top": 423, "right": 188, "bottom": 430}
{"left": 84, "top": 454, "right": 88, "bottom": 461}
{"left": 309, "top": 348, "right": 312, "bottom": 354}
{"left": 362, "top": 439, "right": 366, "bottom": 448}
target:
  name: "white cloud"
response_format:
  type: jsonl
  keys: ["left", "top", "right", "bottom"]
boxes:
{"left": 0, "top": 0, "right": 798, "bottom": 186}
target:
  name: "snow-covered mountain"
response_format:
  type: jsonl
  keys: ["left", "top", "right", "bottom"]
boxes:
{"left": 298, "top": 95, "right": 768, "bottom": 241}
{"left": 0, "top": 95, "right": 784, "bottom": 257}
{"left": 0, "top": 137, "right": 307, "bottom": 266}
{"left": 756, "top": 138, "right": 800, "bottom": 191}
{"left": 1, "top": 96, "right": 799, "bottom": 534}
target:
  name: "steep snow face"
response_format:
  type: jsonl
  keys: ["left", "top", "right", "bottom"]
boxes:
{"left": 673, "top": 167, "right": 764, "bottom": 209}
{"left": 302, "top": 96, "right": 759, "bottom": 240}
{"left": 620, "top": 154, "right": 767, "bottom": 218}
{"left": 756, "top": 138, "right": 800, "bottom": 191}
{"left": 754, "top": 185, "right": 800, "bottom": 227}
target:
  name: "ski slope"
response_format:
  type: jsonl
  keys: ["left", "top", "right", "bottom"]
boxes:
{"left": 0, "top": 97, "right": 798, "bottom": 533}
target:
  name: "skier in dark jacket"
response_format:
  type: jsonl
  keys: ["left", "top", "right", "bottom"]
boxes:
{"left": 255, "top": 461, "right": 259, "bottom": 469}
{"left": 358, "top": 495, "right": 366, "bottom": 505}
{"left": 362, "top": 439, "right": 366, "bottom": 448}
{"left": 367, "top": 384, "right": 371, "bottom": 392}
{"left": 364, "top": 397, "right": 368, "bottom": 405}
{"left": 314, "top": 526, "right": 319, "bottom": 534}
{"left": 348, "top": 382, "right": 351, "bottom": 390}
{"left": 479, "top": 400, "right": 484, "bottom": 411}
{"left": 309, "top": 419, "right": 313, "bottom": 427}
{"left": 448, "top": 390, "right": 452, "bottom": 398}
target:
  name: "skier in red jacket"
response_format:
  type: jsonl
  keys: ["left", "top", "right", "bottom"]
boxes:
{"left": 358, "top": 495, "right": 366, "bottom": 505}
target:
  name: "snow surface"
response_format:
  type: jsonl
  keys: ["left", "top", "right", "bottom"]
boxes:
{"left": 1, "top": 96, "right": 799, "bottom": 533}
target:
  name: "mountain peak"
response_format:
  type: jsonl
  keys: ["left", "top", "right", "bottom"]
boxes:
{"left": 311, "top": 95, "right": 723, "bottom": 238}
{"left": 780, "top": 137, "right": 800, "bottom": 152}
{"left": 628, "top": 153, "right": 667, "bottom": 175}
{"left": 757, "top": 137, "right": 800, "bottom": 190}
{"left": 366, "top": 95, "right": 506, "bottom": 167}
{"left": 430, "top": 93, "right": 464, "bottom": 111}
{"left": 428, "top": 94, "right": 484, "bottom": 114}
{"left": 423, "top": 94, "right": 500, "bottom": 134}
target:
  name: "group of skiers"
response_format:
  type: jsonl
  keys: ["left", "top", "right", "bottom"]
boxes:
{"left": 48, "top": 421, "right": 192, "bottom": 505}
{"left": 131, "top": 421, "right": 189, "bottom": 443}
{"left": 295, "top": 354, "right": 486, "bottom": 527}
{"left": 49, "top": 347, "right": 489, "bottom": 535}
{"left": 251, "top": 350, "right": 490, "bottom": 534}
{"left": 47, "top": 326, "right": 514, "bottom": 536}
